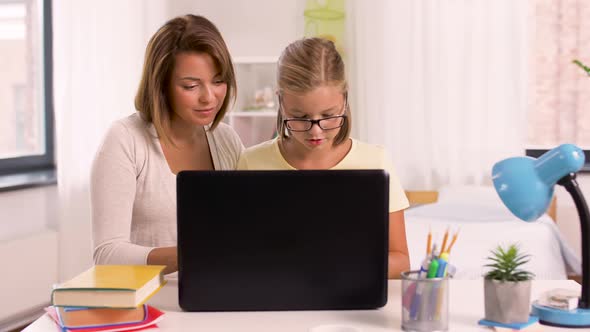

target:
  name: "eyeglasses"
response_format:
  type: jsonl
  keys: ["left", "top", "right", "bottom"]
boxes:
{"left": 283, "top": 115, "right": 347, "bottom": 132}
{"left": 280, "top": 92, "right": 348, "bottom": 132}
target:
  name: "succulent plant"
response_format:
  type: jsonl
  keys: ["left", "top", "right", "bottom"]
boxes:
{"left": 484, "top": 244, "right": 534, "bottom": 282}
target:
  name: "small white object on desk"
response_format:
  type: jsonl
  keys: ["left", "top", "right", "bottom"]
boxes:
{"left": 537, "top": 288, "right": 579, "bottom": 311}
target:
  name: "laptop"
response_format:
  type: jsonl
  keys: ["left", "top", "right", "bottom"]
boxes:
{"left": 176, "top": 170, "right": 389, "bottom": 311}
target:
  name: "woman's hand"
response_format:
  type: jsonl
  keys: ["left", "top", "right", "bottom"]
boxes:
{"left": 147, "top": 246, "right": 178, "bottom": 274}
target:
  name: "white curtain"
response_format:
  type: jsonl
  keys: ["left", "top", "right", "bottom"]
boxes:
{"left": 348, "top": 0, "right": 529, "bottom": 190}
{"left": 53, "top": 0, "right": 168, "bottom": 280}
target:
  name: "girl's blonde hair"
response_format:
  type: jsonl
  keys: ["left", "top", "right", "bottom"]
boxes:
{"left": 276, "top": 37, "right": 351, "bottom": 145}
{"left": 135, "top": 15, "right": 236, "bottom": 144}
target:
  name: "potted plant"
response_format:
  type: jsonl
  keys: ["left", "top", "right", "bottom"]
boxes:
{"left": 483, "top": 244, "right": 535, "bottom": 324}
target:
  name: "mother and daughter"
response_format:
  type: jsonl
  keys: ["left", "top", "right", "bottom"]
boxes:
{"left": 91, "top": 14, "right": 410, "bottom": 278}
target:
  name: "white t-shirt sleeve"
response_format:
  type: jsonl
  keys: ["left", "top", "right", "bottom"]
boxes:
{"left": 381, "top": 149, "right": 410, "bottom": 212}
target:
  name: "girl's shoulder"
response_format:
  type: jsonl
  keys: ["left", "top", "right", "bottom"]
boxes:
{"left": 237, "top": 138, "right": 286, "bottom": 170}
{"left": 349, "top": 138, "right": 388, "bottom": 157}
{"left": 242, "top": 138, "right": 278, "bottom": 157}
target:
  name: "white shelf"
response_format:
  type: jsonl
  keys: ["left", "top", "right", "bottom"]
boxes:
{"left": 229, "top": 57, "right": 278, "bottom": 147}
{"left": 233, "top": 56, "right": 278, "bottom": 64}
{"left": 229, "top": 110, "right": 277, "bottom": 117}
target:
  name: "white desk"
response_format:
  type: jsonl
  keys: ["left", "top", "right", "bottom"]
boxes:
{"left": 23, "top": 280, "right": 586, "bottom": 331}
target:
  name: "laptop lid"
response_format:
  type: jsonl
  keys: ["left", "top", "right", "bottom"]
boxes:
{"left": 177, "top": 170, "right": 389, "bottom": 311}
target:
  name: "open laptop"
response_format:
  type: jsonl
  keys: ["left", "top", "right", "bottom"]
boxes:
{"left": 176, "top": 170, "right": 389, "bottom": 311}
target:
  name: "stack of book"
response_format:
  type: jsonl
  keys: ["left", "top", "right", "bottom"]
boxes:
{"left": 46, "top": 265, "right": 167, "bottom": 332}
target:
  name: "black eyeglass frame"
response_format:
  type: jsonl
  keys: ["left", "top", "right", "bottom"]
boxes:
{"left": 283, "top": 115, "right": 347, "bottom": 132}
{"left": 280, "top": 93, "right": 348, "bottom": 132}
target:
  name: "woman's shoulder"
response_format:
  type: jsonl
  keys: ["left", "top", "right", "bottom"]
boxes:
{"left": 107, "top": 113, "right": 150, "bottom": 138}
{"left": 211, "top": 121, "right": 239, "bottom": 138}
{"left": 98, "top": 113, "right": 153, "bottom": 154}
{"left": 93, "top": 113, "right": 152, "bottom": 169}
{"left": 209, "top": 121, "right": 244, "bottom": 152}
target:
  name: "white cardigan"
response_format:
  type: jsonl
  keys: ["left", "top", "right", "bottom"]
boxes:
{"left": 91, "top": 113, "right": 243, "bottom": 265}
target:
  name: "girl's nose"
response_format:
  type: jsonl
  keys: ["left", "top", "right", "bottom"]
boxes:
{"left": 308, "top": 121, "right": 324, "bottom": 135}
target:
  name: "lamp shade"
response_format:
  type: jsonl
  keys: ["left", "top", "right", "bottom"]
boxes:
{"left": 492, "top": 144, "right": 585, "bottom": 222}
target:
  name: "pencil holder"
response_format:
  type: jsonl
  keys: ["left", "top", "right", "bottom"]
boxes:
{"left": 401, "top": 270, "right": 449, "bottom": 332}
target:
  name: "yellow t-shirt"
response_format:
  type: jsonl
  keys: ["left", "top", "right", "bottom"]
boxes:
{"left": 237, "top": 138, "right": 410, "bottom": 212}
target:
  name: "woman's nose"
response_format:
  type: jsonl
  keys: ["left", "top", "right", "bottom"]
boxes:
{"left": 199, "top": 84, "right": 214, "bottom": 103}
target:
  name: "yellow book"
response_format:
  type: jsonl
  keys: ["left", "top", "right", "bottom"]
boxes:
{"left": 52, "top": 265, "right": 167, "bottom": 308}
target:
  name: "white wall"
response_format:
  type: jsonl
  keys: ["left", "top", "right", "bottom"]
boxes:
{"left": 0, "top": 185, "right": 57, "bottom": 242}
{"left": 168, "top": 0, "right": 302, "bottom": 58}
{"left": 0, "top": 186, "right": 58, "bottom": 329}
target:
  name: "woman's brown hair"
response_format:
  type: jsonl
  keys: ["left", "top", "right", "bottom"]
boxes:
{"left": 135, "top": 15, "right": 236, "bottom": 144}
{"left": 276, "top": 37, "right": 351, "bottom": 145}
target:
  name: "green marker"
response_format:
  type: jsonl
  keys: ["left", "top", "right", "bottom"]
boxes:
{"left": 427, "top": 247, "right": 440, "bottom": 278}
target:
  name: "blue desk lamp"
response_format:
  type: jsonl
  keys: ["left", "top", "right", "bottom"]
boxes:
{"left": 492, "top": 143, "right": 590, "bottom": 327}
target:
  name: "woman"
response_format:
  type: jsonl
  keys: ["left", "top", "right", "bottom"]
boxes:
{"left": 91, "top": 15, "right": 243, "bottom": 274}
{"left": 237, "top": 37, "right": 410, "bottom": 278}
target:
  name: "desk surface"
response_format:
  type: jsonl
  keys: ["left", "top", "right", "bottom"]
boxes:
{"left": 24, "top": 280, "right": 585, "bottom": 332}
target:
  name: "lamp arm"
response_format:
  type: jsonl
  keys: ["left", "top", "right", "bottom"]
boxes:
{"left": 558, "top": 173, "right": 590, "bottom": 308}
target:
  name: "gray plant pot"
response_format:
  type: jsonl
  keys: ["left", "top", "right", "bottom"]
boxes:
{"left": 484, "top": 279, "right": 531, "bottom": 324}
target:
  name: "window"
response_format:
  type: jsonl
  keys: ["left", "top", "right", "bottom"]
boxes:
{"left": 528, "top": 0, "right": 590, "bottom": 171}
{"left": 0, "top": 0, "right": 54, "bottom": 180}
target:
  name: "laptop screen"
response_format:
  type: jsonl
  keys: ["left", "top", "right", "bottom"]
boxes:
{"left": 177, "top": 170, "right": 389, "bottom": 311}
